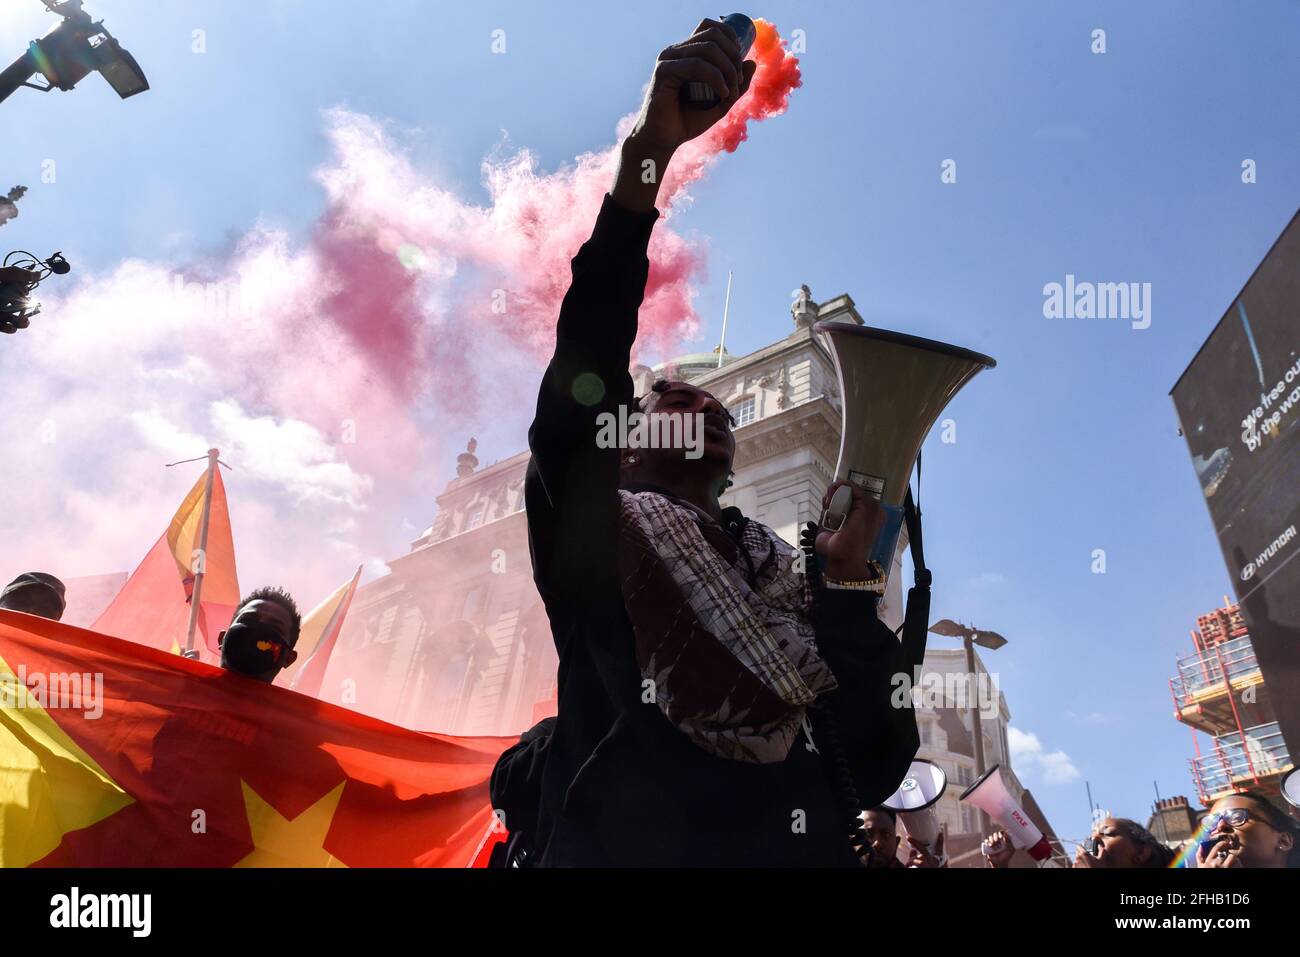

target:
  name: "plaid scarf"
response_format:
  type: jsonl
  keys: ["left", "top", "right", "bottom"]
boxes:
{"left": 617, "top": 489, "right": 838, "bottom": 764}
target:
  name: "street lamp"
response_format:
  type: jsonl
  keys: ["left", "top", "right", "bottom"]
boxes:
{"left": 0, "top": 1, "right": 148, "bottom": 105}
{"left": 1, "top": 250, "right": 71, "bottom": 335}
{"left": 929, "top": 618, "right": 1008, "bottom": 832}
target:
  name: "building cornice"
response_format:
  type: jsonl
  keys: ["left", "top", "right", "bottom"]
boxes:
{"left": 731, "top": 396, "right": 841, "bottom": 469}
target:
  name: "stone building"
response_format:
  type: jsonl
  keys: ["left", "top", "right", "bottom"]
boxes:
{"left": 907, "top": 646, "right": 1069, "bottom": 866}
{"left": 320, "top": 288, "right": 904, "bottom": 734}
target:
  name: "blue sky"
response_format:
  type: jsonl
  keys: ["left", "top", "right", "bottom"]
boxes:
{"left": 4, "top": 0, "right": 1299, "bottom": 846}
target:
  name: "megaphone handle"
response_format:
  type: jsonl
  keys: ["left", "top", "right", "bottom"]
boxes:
{"left": 822, "top": 484, "right": 853, "bottom": 532}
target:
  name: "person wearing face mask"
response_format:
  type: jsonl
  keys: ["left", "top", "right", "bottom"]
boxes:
{"left": 1197, "top": 790, "right": 1299, "bottom": 869}
{"left": 217, "top": 586, "right": 301, "bottom": 682}
{"left": 1073, "top": 817, "right": 1174, "bottom": 868}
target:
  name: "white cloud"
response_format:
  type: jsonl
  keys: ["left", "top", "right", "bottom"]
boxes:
{"left": 130, "top": 409, "right": 207, "bottom": 458}
{"left": 1008, "top": 726, "right": 1081, "bottom": 785}
{"left": 362, "top": 557, "right": 392, "bottom": 581}
{"left": 208, "top": 400, "right": 372, "bottom": 509}
{"left": 969, "top": 571, "right": 1005, "bottom": 587}
{"left": 130, "top": 402, "right": 372, "bottom": 510}
{"left": 0, "top": 83, "right": 800, "bottom": 611}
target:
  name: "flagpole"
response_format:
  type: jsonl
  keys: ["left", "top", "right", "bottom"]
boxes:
{"left": 716, "top": 270, "right": 733, "bottom": 368}
{"left": 182, "top": 448, "right": 220, "bottom": 658}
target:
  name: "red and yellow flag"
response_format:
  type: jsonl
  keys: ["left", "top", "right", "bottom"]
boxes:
{"left": 281, "top": 565, "right": 362, "bottom": 696}
{"left": 0, "top": 610, "right": 511, "bottom": 867}
{"left": 92, "top": 469, "right": 240, "bottom": 660}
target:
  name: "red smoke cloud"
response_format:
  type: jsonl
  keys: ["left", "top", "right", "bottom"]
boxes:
{"left": 309, "top": 18, "right": 803, "bottom": 412}
{"left": 660, "top": 19, "right": 804, "bottom": 198}
{"left": 0, "top": 22, "right": 803, "bottom": 612}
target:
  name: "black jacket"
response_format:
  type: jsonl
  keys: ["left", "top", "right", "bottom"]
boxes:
{"left": 497, "top": 193, "right": 919, "bottom": 866}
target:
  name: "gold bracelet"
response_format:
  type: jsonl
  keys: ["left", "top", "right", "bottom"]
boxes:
{"left": 822, "top": 575, "right": 886, "bottom": 593}
{"left": 822, "top": 560, "right": 886, "bottom": 590}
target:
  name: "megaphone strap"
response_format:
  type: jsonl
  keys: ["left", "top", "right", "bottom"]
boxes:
{"left": 901, "top": 484, "right": 931, "bottom": 671}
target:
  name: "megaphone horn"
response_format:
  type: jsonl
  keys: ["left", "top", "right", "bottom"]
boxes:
{"left": 1282, "top": 767, "right": 1299, "bottom": 809}
{"left": 959, "top": 763, "right": 1053, "bottom": 862}
{"left": 816, "top": 320, "right": 995, "bottom": 592}
{"left": 883, "top": 758, "right": 947, "bottom": 813}
{"left": 884, "top": 758, "right": 949, "bottom": 864}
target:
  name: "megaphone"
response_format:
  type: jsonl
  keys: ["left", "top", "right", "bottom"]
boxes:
{"left": 883, "top": 758, "right": 948, "bottom": 864}
{"left": 959, "top": 763, "right": 1052, "bottom": 862}
{"left": 1283, "top": 767, "right": 1300, "bottom": 809}
{"left": 816, "top": 320, "right": 995, "bottom": 592}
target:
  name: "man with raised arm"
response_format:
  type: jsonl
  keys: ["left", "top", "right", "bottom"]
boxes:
{"left": 507, "top": 18, "right": 918, "bottom": 866}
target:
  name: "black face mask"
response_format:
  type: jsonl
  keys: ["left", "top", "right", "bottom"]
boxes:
{"left": 222, "top": 621, "right": 289, "bottom": 677}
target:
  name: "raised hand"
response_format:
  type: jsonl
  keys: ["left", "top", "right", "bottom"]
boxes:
{"left": 982, "top": 829, "right": 1015, "bottom": 869}
{"left": 613, "top": 19, "right": 757, "bottom": 213}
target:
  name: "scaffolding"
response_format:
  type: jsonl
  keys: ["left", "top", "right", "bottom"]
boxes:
{"left": 1169, "top": 599, "right": 1294, "bottom": 806}
{"left": 1169, "top": 636, "right": 1263, "bottom": 719}
{"left": 1190, "top": 722, "right": 1290, "bottom": 802}
{"left": 1192, "top": 596, "right": 1249, "bottom": 653}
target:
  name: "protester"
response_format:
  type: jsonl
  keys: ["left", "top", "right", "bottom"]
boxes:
{"left": 217, "top": 586, "right": 301, "bottom": 683}
{"left": 503, "top": 18, "right": 919, "bottom": 866}
{"left": 1197, "top": 790, "right": 1299, "bottom": 868}
{"left": 0, "top": 572, "right": 66, "bottom": 621}
{"left": 862, "top": 808, "right": 906, "bottom": 868}
{"left": 1074, "top": 818, "right": 1174, "bottom": 868}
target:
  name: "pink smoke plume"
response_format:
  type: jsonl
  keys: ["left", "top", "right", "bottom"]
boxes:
{"left": 658, "top": 20, "right": 804, "bottom": 198}
{"left": 315, "top": 17, "right": 802, "bottom": 410}
{"left": 0, "top": 22, "right": 802, "bottom": 611}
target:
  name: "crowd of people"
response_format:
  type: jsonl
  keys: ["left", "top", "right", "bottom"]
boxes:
{"left": 847, "top": 794, "right": 1299, "bottom": 869}
{"left": 8, "top": 560, "right": 1295, "bottom": 871}
{"left": 978, "top": 793, "right": 1299, "bottom": 870}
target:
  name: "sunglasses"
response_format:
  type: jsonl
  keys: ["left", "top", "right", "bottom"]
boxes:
{"left": 1204, "top": 808, "right": 1255, "bottom": 832}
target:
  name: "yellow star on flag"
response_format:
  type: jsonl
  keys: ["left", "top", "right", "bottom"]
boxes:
{"left": 234, "top": 779, "right": 348, "bottom": 867}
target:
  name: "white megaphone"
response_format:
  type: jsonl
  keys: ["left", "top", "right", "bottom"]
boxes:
{"left": 883, "top": 758, "right": 948, "bottom": 864}
{"left": 816, "top": 321, "right": 995, "bottom": 593}
{"left": 960, "top": 763, "right": 1053, "bottom": 862}
{"left": 1283, "top": 767, "right": 1300, "bottom": 809}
